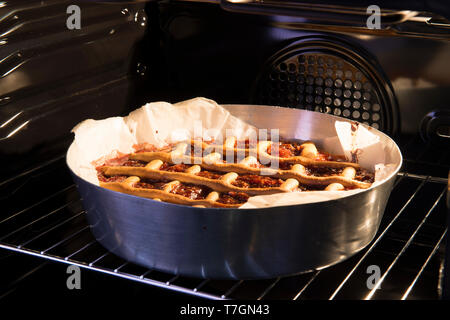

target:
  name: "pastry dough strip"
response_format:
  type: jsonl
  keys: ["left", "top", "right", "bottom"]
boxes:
{"left": 99, "top": 177, "right": 242, "bottom": 208}
{"left": 99, "top": 159, "right": 300, "bottom": 196}
{"left": 129, "top": 146, "right": 371, "bottom": 189}
{"left": 189, "top": 138, "right": 360, "bottom": 169}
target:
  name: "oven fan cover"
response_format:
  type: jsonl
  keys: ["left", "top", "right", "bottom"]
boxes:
{"left": 252, "top": 37, "right": 398, "bottom": 134}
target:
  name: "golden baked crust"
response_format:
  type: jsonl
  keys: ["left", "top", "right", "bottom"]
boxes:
{"left": 98, "top": 176, "right": 246, "bottom": 208}
{"left": 97, "top": 137, "right": 374, "bottom": 208}
{"left": 99, "top": 159, "right": 299, "bottom": 196}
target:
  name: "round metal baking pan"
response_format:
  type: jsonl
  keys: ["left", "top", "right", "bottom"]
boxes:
{"left": 67, "top": 105, "right": 402, "bottom": 279}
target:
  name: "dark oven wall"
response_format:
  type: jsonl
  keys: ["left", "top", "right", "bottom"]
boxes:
{"left": 157, "top": 1, "right": 450, "bottom": 137}
{"left": 0, "top": 0, "right": 160, "bottom": 180}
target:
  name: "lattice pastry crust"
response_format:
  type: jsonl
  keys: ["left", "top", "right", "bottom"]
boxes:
{"left": 190, "top": 137, "right": 360, "bottom": 168}
{"left": 98, "top": 176, "right": 250, "bottom": 208}
{"left": 128, "top": 138, "right": 371, "bottom": 189}
{"left": 97, "top": 137, "right": 374, "bottom": 208}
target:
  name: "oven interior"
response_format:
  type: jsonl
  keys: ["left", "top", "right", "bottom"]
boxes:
{"left": 0, "top": 0, "right": 449, "bottom": 300}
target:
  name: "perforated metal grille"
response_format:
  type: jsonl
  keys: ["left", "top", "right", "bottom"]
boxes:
{"left": 255, "top": 49, "right": 390, "bottom": 132}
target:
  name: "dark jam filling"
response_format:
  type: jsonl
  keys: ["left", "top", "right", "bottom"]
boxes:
{"left": 231, "top": 175, "right": 283, "bottom": 188}
{"left": 315, "top": 153, "right": 347, "bottom": 162}
{"left": 221, "top": 152, "right": 264, "bottom": 167}
{"left": 234, "top": 139, "right": 258, "bottom": 149}
{"left": 217, "top": 192, "right": 250, "bottom": 204}
{"left": 159, "top": 163, "right": 190, "bottom": 172}
{"left": 266, "top": 142, "right": 348, "bottom": 162}
{"left": 189, "top": 144, "right": 209, "bottom": 157}
{"left": 133, "top": 179, "right": 168, "bottom": 190}
{"left": 189, "top": 139, "right": 221, "bottom": 156}
{"left": 97, "top": 173, "right": 128, "bottom": 183}
{"left": 170, "top": 183, "right": 212, "bottom": 200}
{"left": 222, "top": 153, "right": 245, "bottom": 163}
{"left": 305, "top": 166, "right": 374, "bottom": 183}
{"left": 266, "top": 142, "right": 303, "bottom": 158}
{"left": 121, "top": 159, "right": 147, "bottom": 167}
{"left": 196, "top": 170, "right": 223, "bottom": 180}
{"left": 297, "top": 184, "right": 329, "bottom": 191}
{"left": 248, "top": 162, "right": 264, "bottom": 168}
{"left": 278, "top": 162, "right": 294, "bottom": 170}
{"left": 356, "top": 169, "right": 375, "bottom": 183}
{"left": 305, "top": 166, "right": 344, "bottom": 177}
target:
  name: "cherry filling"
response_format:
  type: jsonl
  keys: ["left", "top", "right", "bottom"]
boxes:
{"left": 188, "top": 144, "right": 207, "bottom": 156}
{"left": 356, "top": 169, "right": 375, "bottom": 183}
{"left": 297, "top": 184, "right": 329, "bottom": 191}
{"left": 222, "top": 152, "right": 246, "bottom": 163}
{"left": 97, "top": 173, "right": 128, "bottom": 183}
{"left": 314, "top": 152, "right": 347, "bottom": 162}
{"left": 247, "top": 162, "right": 265, "bottom": 168}
{"left": 221, "top": 151, "right": 264, "bottom": 167}
{"left": 304, "top": 166, "right": 374, "bottom": 182}
{"left": 169, "top": 183, "right": 212, "bottom": 200}
{"left": 305, "top": 166, "right": 344, "bottom": 177}
{"left": 266, "top": 142, "right": 303, "bottom": 158}
{"left": 121, "top": 159, "right": 147, "bottom": 167}
{"left": 233, "top": 139, "right": 258, "bottom": 149}
{"left": 278, "top": 162, "right": 294, "bottom": 170}
{"left": 265, "top": 142, "right": 349, "bottom": 162}
{"left": 217, "top": 192, "right": 250, "bottom": 204}
{"left": 196, "top": 170, "right": 223, "bottom": 180}
{"left": 231, "top": 175, "right": 283, "bottom": 188}
{"left": 159, "top": 163, "right": 190, "bottom": 172}
{"left": 133, "top": 179, "right": 168, "bottom": 190}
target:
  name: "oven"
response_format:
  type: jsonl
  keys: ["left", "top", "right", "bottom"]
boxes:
{"left": 1, "top": 0, "right": 449, "bottom": 303}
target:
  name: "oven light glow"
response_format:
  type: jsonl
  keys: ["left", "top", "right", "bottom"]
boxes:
{"left": 0, "top": 111, "right": 21, "bottom": 128}
{"left": 2, "top": 61, "right": 25, "bottom": 77}
{"left": 5, "top": 120, "right": 29, "bottom": 139}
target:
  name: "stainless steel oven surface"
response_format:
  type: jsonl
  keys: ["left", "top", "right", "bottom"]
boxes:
{"left": 0, "top": 0, "right": 449, "bottom": 304}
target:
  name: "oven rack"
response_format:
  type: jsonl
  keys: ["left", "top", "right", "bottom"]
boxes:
{"left": 0, "top": 134, "right": 448, "bottom": 300}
